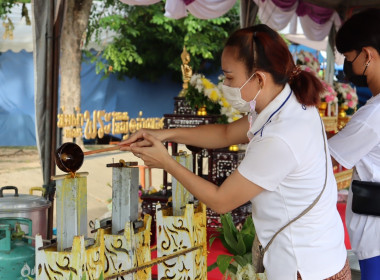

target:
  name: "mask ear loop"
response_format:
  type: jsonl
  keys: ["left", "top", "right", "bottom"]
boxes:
{"left": 362, "top": 60, "right": 371, "bottom": 75}
{"left": 363, "top": 49, "right": 372, "bottom": 70}
{"left": 239, "top": 72, "right": 256, "bottom": 90}
{"left": 249, "top": 89, "right": 261, "bottom": 110}
{"left": 249, "top": 72, "right": 266, "bottom": 110}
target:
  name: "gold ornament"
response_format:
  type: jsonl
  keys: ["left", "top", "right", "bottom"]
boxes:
{"left": 228, "top": 145, "right": 239, "bottom": 152}
{"left": 179, "top": 46, "right": 193, "bottom": 97}
{"left": 318, "top": 102, "right": 327, "bottom": 117}
{"left": 338, "top": 105, "right": 349, "bottom": 130}
{"left": 197, "top": 105, "right": 207, "bottom": 116}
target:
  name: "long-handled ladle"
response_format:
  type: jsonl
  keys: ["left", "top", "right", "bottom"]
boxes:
{"left": 55, "top": 142, "right": 128, "bottom": 173}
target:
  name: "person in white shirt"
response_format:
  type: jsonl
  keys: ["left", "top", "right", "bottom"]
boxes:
{"left": 120, "top": 24, "right": 348, "bottom": 279}
{"left": 328, "top": 8, "right": 380, "bottom": 280}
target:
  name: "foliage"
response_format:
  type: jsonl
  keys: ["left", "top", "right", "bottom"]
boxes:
{"left": 0, "top": 0, "right": 31, "bottom": 40}
{"left": 0, "top": 0, "right": 29, "bottom": 17}
{"left": 186, "top": 74, "right": 224, "bottom": 120}
{"left": 85, "top": 0, "right": 240, "bottom": 81}
{"left": 208, "top": 213, "right": 256, "bottom": 277}
{"left": 185, "top": 74, "right": 243, "bottom": 124}
{"left": 0, "top": 0, "right": 30, "bottom": 19}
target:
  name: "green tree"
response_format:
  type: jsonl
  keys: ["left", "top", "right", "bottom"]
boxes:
{"left": 60, "top": 0, "right": 93, "bottom": 145}
{"left": 85, "top": 0, "right": 240, "bottom": 82}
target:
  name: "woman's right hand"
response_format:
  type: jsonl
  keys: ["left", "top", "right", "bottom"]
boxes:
{"left": 118, "top": 128, "right": 167, "bottom": 151}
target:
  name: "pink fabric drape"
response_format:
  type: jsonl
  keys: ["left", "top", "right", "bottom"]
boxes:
{"left": 255, "top": 0, "right": 341, "bottom": 41}
{"left": 119, "top": 0, "right": 236, "bottom": 19}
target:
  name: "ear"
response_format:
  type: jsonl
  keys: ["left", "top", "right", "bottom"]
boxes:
{"left": 363, "top": 47, "right": 372, "bottom": 65}
{"left": 256, "top": 71, "right": 267, "bottom": 87}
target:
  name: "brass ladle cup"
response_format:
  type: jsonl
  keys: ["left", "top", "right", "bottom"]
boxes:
{"left": 55, "top": 142, "right": 84, "bottom": 173}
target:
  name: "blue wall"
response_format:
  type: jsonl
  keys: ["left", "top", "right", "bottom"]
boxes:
{"left": 0, "top": 50, "right": 183, "bottom": 146}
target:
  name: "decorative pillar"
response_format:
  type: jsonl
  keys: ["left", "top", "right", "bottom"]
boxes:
{"left": 54, "top": 172, "right": 88, "bottom": 251}
{"left": 107, "top": 161, "right": 139, "bottom": 234}
{"left": 102, "top": 161, "right": 152, "bottom": 280}
{"left": 172, "top": 152, "right": 194, "bottom": 216}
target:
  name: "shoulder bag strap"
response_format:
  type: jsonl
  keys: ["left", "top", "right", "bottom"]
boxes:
{"left": 263, "top": 116, "right": 328, "bottom": 253}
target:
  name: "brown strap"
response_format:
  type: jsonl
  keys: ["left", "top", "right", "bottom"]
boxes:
{"left": 263, "top": 116, "right": 328, "bottom": 253}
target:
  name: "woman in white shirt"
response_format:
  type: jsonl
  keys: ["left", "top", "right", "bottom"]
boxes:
{"left": 121, "top": 24, "right": 348, "bottom": 279}
{"left": 328, "top": 8, "right": 380, "bottom": 280}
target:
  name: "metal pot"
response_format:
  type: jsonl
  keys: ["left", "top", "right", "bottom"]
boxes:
{"left": 0, "top": 186, "right": 51, "bottom": 239}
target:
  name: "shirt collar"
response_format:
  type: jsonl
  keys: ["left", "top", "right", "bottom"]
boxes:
{"left": 366, "top": 92, "right": 380, "bottom": 105}
{"left": 249, "top": 83, "right": 292, "bottom": 138}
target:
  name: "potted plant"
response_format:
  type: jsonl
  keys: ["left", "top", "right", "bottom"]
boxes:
{"left": 208, "top": 213, "right": 267, "bottom": 279}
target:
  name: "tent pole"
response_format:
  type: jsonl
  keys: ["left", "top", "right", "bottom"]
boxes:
{"left": 325, "top": 25, "right": 336, "bottom": 85}
{"left": 240, "top": 0, "right": 258, "bottom": 28}
{"left": 44, "top": 0, "right": 55, "bottom": 240}
{"left": 46, "top": 0, "right": 64, "bottom": 240}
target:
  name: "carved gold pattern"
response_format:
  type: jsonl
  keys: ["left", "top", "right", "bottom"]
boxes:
{"left": 35, "top": 230, "right": 105, "bottom": 280}
{"left": 156, "top": 203, "right": 207, "bottom": 280}
{"left": 103, "top": 215, "right": 152, "bottom": 280}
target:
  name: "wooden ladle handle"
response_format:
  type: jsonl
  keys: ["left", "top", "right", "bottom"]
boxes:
{"left": 83, "top": 144, "right": 130, "bottom": 156}
{"left": 55, "top": 142, "right": 131, "bottom": 173}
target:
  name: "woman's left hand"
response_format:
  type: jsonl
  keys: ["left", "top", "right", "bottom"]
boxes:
{"left": 130, "top": 132, "right": 172, "bottom": 169}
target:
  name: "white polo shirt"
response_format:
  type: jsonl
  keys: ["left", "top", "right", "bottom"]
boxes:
{"left": 238, "top": 84, "right": 347, "bottom": 279}
{"left": 329, "top": 93, "right": 380, "bottom": 260}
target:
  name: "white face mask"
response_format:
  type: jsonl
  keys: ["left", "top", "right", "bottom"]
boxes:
{"left": 222, "top": 73, "right": 262, "bottom": 113}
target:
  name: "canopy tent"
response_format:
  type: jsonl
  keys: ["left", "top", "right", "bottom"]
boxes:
{"left": 117, "top": 0, "right": 341, "bottom": 83}
{"left": 119, "top": 0, "right": 237, "bottom": 19}
{"left": 118, "top": 0, "right": 380, "bottom": 37}
{"left": 0, "top": 3, "right": 116, "bottom": 53}
{"left": 253, "top": 0, "right": 341, "bottom": 41}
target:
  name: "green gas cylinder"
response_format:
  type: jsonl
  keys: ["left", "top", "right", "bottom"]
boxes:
{"left": 0, "top": 218, "right": 35, "bottom": 280}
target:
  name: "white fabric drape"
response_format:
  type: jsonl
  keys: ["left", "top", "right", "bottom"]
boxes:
{"left": 253, "top": 0, "right": 341, "bottom": 41}
{"left": 119, "top": 0, "right": 159, "bottom": 4}
{"left": 299, "top": 12, "right": 340, "bottom": 41}
{"left": 119, "top": 0, "right": 236, "bottom": 19}
{"left": 254, "top": 0, "right": 297, "bottom": 31}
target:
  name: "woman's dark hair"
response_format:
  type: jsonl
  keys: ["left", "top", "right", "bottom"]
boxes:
{"left": 336, "top": 8, "right": 380, "bottom": 54}
{"left": 225, "top": 24, "right": 323, "bottom": 106}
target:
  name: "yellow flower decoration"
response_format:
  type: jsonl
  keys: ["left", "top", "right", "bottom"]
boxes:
{"left": 201, "top": 78, "right": 214, "bottom": 89}
{"left": 209, "top": 90, "right": 219, "bottom": 102}
{"left": 187, "top": 73, "right": 243, "bottom": 123}
{"left": 220, "top": 97, "right": 230, "bottom": 108}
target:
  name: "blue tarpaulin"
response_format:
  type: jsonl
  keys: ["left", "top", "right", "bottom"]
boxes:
{"left": 0, "top": 50, "right": 182, "bottom": 146}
